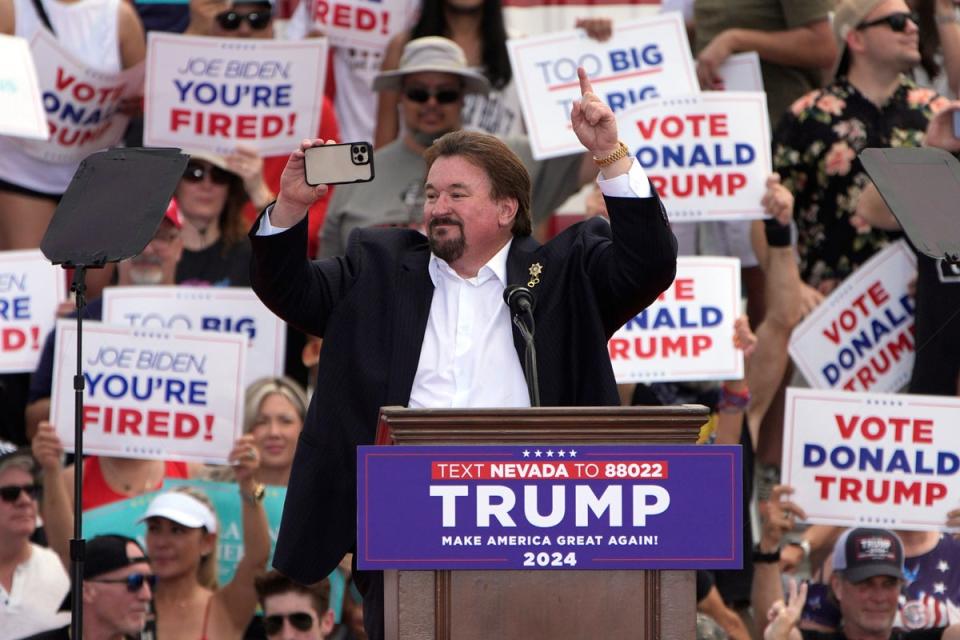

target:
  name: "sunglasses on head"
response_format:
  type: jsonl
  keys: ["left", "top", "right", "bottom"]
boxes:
{"left": 403, "top": 87, "right": 462, "bottom": 104}
{"left": 264, "top": 612, "right": 314, "bottom": 635}
{"left": 216, "top": 8, "right": 272, "bottom": 31}
{"left": 0, "top": 484, "right": 40, "bottom": 503}
{"left": 89, "top": 572, "right": 157, "bottom": 593}
{"left": 183, "top": 162, "right": 232, "bottom": 185}
{"left": 856, "top": 11, "right": 918, "bottom": 33}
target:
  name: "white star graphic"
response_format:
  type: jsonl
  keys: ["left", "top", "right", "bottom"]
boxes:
{"left": 534, "top": 449, "right": 542, "bottom": 458}
{"left": 938, "top": 560, "right": 949, "bottom": 573}
{"left": 557, "top": 450, "right": 566, "bottom": 458}
{"left": 546, "top": 450, "right": 554, "bottom": 458}
{"left": 934, "top": 582, "right": 946, "bottom": 595}
{"left": 522, "top": 450, "right": 530, "bottom": 458}
{"left": 568, "top": 449, "right": 577, "bottom": 458}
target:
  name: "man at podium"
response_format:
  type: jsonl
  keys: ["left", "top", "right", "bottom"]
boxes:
{"left": 249, "top": 66, "right": 678, "bottom": 640}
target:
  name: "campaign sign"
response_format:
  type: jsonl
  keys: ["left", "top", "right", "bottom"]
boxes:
{"left": 21, "top": 30, "right": 143, "bottom": 163}
{"left": 357, "top": 444, "right": 742, "bottom": 570}
{"left": 102, "top": 286, "right": 285, "bottom": 387}
{"left": 507, "top": 13, "right": 699, "bottom": 159}
{"left": 609, "top": 257, "right": 742, "bottom": 383}
{"left": 789, "top": 241, "right": 917, "bottom": 393}
{"left": 0, "top": 34, "right": 47, "bottom": 140}
{"left": 309, "top": 0, "right": 418, "bottom": 49}
{"left": 49, "top": 320, "right": 246, "bottom": 463}
{"left": 144, "top": 34, "right": 327, "bottom": 156}
{"left": 782, "top": 388, "right": 960, "bottom": 531}
{"left": 619, "top": 92, "right": 770, "bottom": 222}
{"left": 0, "top": 250, "right": 65, "bottom": 373}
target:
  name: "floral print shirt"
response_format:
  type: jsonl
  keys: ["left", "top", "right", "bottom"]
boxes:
{"left": 773, "top": 76, "right": 946, "bottom": 286}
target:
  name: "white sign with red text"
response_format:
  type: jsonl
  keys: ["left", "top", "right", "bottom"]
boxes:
{"left": 102, "top": 286, "right": 285, "bottom": 388}
{"left": 618, "top": 92, "right": 771, "bottom": 222}
{"left": 0, "top": 250, "right": 65, "bottom": 373}
{"left": 782, "top": 388, "right": 960, "bottom": 531}
{"left": 50, "top": 321, "right": 245, "bottom": 463}
{"left": 20, "top": 30, "right": 143, "bottom": 163}
{"left": 309, "top": 0, "right": 419, "bottom": 49}
{"left": 609, "top": 257, "right": 743, "bottom": 383}
{"left": 0, "top": 34, "right": 47, "bottom": 140}
{"left": 789, "top": 241, "right": 917, "bottom": 393}
{"left": 507, "top": 12, "right": 699, "bottom": 159}
{"left": 144, "top": 34, "right": 327, "bottom": 156}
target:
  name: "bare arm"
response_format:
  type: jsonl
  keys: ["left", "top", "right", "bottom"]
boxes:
{"left": 214, "top": 435, "right": 271, "bottom": 634}
{"left": 853, "top": 183, "right": 901, "bottom": 232}
{"left": 372, "top": 33, "right": 409, "bottom": 149}
{"left": 697, "top": 19, "right": 837, "bottom": 88}
{"left": 698, "top": 585, "right": 751, "bottom": 640}
{"left": 31, "top": 422, "right": 74, "bottom": 570}
{"left": 935, "top": 0, "right": 960, "bottom": 96}
{"left": 117, "top": 0, "right": 146, "bottom": 69}
{"left": 0, "top": 0, "right": 13, "bottom": 34}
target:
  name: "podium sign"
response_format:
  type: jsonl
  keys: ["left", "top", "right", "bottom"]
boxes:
{"left": 358, "top": 444, "right": 741, "bottom": 571}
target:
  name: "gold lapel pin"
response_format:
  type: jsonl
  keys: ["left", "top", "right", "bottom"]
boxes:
{"left": 528, "top": 262, "right": 543, "bottom": 288}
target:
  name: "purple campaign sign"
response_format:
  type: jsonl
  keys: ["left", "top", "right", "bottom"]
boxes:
{"left": 357, "top": 444, "right": 742, "bottom": 570}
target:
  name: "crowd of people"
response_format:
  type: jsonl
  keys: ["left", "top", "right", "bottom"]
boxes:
{"left": 0, "top": 0, "right": 959, "bottom": 638}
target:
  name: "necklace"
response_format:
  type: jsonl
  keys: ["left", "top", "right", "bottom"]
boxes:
{"left": 102, "top": 458, "right": 164, "bottom": 495}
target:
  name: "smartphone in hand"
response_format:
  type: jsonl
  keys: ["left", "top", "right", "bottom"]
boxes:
{"left": 304, "top": 142, "right": 375, "bottom": 186}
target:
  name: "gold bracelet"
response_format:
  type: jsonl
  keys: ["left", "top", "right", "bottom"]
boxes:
{"left": 593, "top": 141, "right": 629, "bottom": 168}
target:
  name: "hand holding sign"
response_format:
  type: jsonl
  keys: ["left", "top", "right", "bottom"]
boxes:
{"left": 922, "top": 100, "right": 960, "bottom": 153}
{"left": 761, "top": 174, "right": 793, "bottom": 226}
{"left": 32, "top": 421, "right": 65, "bottom": 475}
{"left": 570, "top": 68, "right": 622, "bottom": 171}
{"left": 228, "top": 433, "right": 261, "bottom": 488}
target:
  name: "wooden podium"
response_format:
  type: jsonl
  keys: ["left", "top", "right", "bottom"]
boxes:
{"left": 374, "top": 405, "right": 709, "bottom": 640}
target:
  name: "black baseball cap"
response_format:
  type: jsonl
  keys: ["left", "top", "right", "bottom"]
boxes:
{"left": 84, "top": 535, "right": 150, "bottom": 580}
{"left": 832, "top": 528, "right": 905, "bottom": 583}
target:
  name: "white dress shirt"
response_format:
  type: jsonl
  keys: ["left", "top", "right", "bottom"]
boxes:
{"left": 257, "top": 160, "right": 652, "bottom": 408}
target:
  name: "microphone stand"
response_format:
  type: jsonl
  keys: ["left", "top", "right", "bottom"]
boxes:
{"left": 511, "top": 310, "right": 540, "bottom": 407}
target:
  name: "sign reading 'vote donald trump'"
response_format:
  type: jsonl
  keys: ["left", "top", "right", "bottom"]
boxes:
{"left": 50, "top": 321, "right": 245, "bottom": 463}
{"left": 618, "top": 92, "right": 771, "bottom": 222}
{"left": 609, "top": 257, "right": 743, "bottom": 383}
{"left": 782, "top": 388, "right": 960, "bottom": 531}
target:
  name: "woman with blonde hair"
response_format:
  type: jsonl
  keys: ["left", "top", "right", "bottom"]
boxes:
{"left": 243, "top": 376, "right": 308, "bottom": 487}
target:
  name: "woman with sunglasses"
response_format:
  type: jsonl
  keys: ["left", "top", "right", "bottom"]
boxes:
{"left": 0, "top": 0, "right": 146, "bottom": 252}
{"left": 174, "top": 152, "right": 260, "bottom": 287}
{"left": 373, "top": 0, "right": 523, "bottom": 147}
{"left": 140, "top": 440, "right": 270, "bottom": 640}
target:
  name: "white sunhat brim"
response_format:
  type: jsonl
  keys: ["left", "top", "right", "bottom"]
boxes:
{"left": 139, "top": 491, "right": 218, "bottom": 533}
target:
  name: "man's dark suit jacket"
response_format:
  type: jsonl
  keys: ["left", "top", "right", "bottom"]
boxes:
{"left": 250, "top": 193, "right": 677, "bottom": 584}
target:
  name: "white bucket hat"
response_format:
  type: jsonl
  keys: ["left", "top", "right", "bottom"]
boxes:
{"left": 139, "top": 491, "right": 218, "bottom": 533}
{"left": 372, "top": 36, "right": 491, "bottom": 95}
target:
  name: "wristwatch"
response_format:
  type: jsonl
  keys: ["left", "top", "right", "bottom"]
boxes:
{"left": 752, "top": 544, "right": 781, "bottom": 563}
{"left": 787, "top": 539, "right": 811, "bottom": 561}
{"left": 241, "top": 482, "right": 266, "bottom": 505}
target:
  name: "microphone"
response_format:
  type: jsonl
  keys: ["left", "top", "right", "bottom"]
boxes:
{"left": 503, "top": 285, "right": 535, "bottom": 316}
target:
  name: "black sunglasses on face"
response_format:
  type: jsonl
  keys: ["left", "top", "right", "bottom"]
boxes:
{"left": 89, "top": 572, "right": 157, "bottom": 593}
{"left": 183, "top": 163, "right": 232, "bottom": 185}
{"left": 0, "top": 484, "right": 40, "bottom": 503}
{"left": 264, "top": 612, "right": 314, "bottom": 634}
{"left": 404, "top": 87, "right": 462, "bottom": 104}
{"left": 216, "top": 9, "right": 272, "bottom": 31}
{"left": 856, "top": 11, "right": 918, "bottom": 33}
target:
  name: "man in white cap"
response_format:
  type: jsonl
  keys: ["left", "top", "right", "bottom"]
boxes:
{"left": 319, "top": 36, "right": 606, "bottom": 258}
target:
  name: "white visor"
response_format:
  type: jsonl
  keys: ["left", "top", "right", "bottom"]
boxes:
{"left": 139, "top": 491, "right": 218, "bottom": 533}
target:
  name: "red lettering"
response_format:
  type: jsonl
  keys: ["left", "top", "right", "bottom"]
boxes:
{"left": 868, "top": 281, "right": 889, "bottom": 306}
{"left": 356, "top": 7, "right": 376, "bottom": 30}
{"left": 855, "top": 366, "right": 876, "bottom": 391}
{"left": 822, "top": 321, "right": 841, "bottom": 345}
{"left": 175, "top": 413, "right": 200, "bottom": 438}
{"left": 208, "top": 113, "right": 231, "bottom": 137}
{"left": 814, "top": 475, "right": 836, "bottom": 499}
{"left": 0, "top": 328, "right": 26, "bottom": 351}
{"left": 914, "top": 419, "right": 934, "bottom": 444}
{"left": 332, "top": 3, "right": 350, "bottom": 27}
{"left": 835, "top": 414, "right": 859, "bottom": 439}
{"left": 609, "top": 338, "right": 628, "bottom": 359}
{"left": 709, "top": 114, "right": 728, "bottom": 136}
{"left": 54, "top": 67, "right": 74, "bottom": 92}
{"left": 170, "top": 108, "right": 190, "bottom": 132}
{"left": 146, "top": 410, "right": 169, "bottom": 437}
{"left": 674, "top": 278, "right": 694, "bottom": 300}
{"left": 236, "top": 114, "right": 257, "bottom": 138}
{"left": 692, "top": 335, "right": 711, "bottom": 355}
{"left": 117, "top": 408, "right": 142, "bottom": 435}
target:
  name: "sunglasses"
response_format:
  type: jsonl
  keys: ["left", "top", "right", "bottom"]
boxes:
{"left": 0, "top": 484, "right": 40, "bottom": 503}
{"left": 88, "top": 572, "right": 157, "bottom": 593}
{"left": 404, "top": 87, "right": 462, "bottom": 104}
{"left": 264, "top": 612, "right": 314, "bottom": 635}
{"left": 183, "top": 162, "right": 232, "bottom": 185}
{"left": 216, "top": 9, "right": 272, "bottom": 31}
{"left": 857, "top": 11, "right": 918, "bottom": 33}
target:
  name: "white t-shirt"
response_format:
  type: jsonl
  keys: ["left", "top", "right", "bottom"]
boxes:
{"left": 0, "top": 543, "right": 71, "bottom": 638}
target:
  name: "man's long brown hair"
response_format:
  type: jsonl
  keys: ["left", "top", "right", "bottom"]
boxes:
{"left": 423, "top": 130, "right": 532, "bottom": 236}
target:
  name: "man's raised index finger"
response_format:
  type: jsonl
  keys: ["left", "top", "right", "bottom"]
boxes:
{"left": 578, "top": 66, "right": 593, "bottom": 97}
